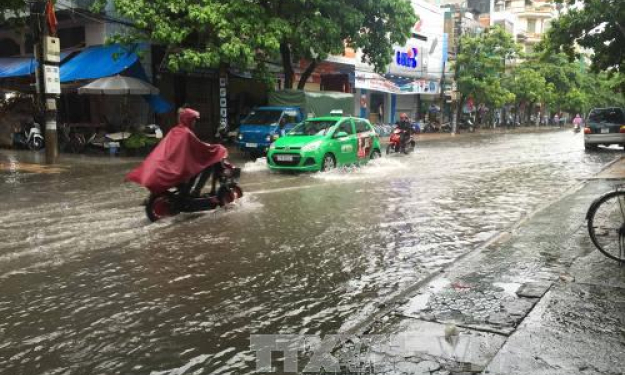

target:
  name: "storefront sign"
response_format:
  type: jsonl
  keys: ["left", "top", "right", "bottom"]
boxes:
{"left": 355, "top": 72, "right": 439, "bottom": 95}
{"left": 395, "top": 47, "right": 419, "bottom": 69}
{"left": 219, "top": 75, "right": 228, "bottom": 131}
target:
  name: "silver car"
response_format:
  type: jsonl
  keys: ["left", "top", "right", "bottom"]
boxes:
{"left": 584, "top": 107, "right": 625, "bottom": 150}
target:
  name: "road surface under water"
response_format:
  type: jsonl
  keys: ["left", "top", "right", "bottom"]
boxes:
{"left": 0, "top": 130, "right": 618, "bottom": 374}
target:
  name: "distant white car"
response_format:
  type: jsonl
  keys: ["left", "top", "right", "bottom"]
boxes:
{"left": 584, "top": 107, "right": 625, "bottom": 150}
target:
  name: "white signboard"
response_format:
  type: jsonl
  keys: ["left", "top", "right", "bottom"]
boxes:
{"left": 387, "top": 0, "right": 444, "bottom": 79}
{"left": 43, "top": 65, "right": 61, "bottom": 94}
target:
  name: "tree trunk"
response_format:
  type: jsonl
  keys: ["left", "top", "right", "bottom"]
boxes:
{"left": 297, "top": 59, "right": 318, "bottom": 90}
{"left": 454, "top": 94, "right": 465, "bottom": 132}
{"left": 280, "top": 42, "right": 295, "bottom": 89}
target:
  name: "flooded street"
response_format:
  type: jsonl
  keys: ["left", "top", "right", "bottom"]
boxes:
{"left": 0, "top": 130, "right": 619, "bottom": 374}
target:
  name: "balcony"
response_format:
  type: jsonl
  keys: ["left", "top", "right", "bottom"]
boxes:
{"left": 517, "top": 5, "right": 555, "bottom": 18}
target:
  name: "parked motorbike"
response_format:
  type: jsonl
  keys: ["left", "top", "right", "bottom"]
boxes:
{"left": 440, "top": 122, "right": 452, "bottom": 133}
{"left": 13, "top": 121, "right": 44, "bottom": 150}
{"left": 386, "top": 128, "right": 416, "bottom": 155}
{"left": 458, "top": 118, "right": 475, "bottom": 133}
{"left": 145, "top": 159, "right": 243, "bottom": 222}
{"left": 422, "top": 122, "right": 439, "bottom": 133}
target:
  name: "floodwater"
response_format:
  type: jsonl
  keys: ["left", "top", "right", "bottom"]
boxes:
{"left": 0, "top": 130, "right": 618, "bottom": 374}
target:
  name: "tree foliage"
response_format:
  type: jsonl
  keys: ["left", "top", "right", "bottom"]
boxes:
{"left": 546, "top": 0, "right": 625, "bottom": 91}
{"left": 104, "top": 0, "right": 416, "bottom": 89}
{"left": 455, "top": 26, "right": 519, "bottom": 110}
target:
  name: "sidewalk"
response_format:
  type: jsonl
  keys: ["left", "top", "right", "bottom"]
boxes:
{"left": 378, "top": 126, "right": 564, "bottom": 145}
{"left": 336, "top": 158, "right": 625, "bottom": 375}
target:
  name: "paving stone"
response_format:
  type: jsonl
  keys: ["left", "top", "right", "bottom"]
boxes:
{"left": 515, "top": 281, "right": 552, "bottom": 298}
{"left": 369, "top": 320, "right": 506, "bottom": 371}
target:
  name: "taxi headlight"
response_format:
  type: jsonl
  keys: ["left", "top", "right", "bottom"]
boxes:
{"left": 302, "top": 140, "right": 322, "bottom": 152}
{"left": 269, "top": 143, "right": 276, "bottom": 150}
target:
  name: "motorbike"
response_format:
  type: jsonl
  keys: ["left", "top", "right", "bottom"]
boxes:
{"left": 386, "top": 127, "right": 416, "bottom": 155}
{"left": 573, "top": 124, "right": 581, "bottom": 133}
{"left": 422, "top": 122, "right": 439, "bottom": 133}
{"left": 13, "top": 121, "right": 44, "bottom": 150}
{"left": 458, "top": 118, "right": 475, "bottom": 133}
{"left": 440, "top": 122, "right": 453, "bottom": 133}
{"left": 145, "top": 159, "right": 243, "bottom": 222}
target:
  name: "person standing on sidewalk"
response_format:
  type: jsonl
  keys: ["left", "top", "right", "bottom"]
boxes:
{"left": 554, "top": 113, "right": 560, "bottom": 127}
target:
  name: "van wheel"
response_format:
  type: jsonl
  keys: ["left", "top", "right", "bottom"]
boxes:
{"left": 321, "top": 153, "right": 336, "bottom": 171}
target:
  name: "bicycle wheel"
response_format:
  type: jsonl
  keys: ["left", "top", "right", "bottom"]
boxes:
{"left": 587, "top": 190, "right": 625, "bottom": 262}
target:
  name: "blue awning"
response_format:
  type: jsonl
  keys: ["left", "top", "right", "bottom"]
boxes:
{"left": 60, "top": 44, "right": 144, "bottom": 83}
{"left": 125, "top": 60, "right": 174, "bottom": 114}
{"left": 0, "top": 51, "right": 71, "bottom": 79}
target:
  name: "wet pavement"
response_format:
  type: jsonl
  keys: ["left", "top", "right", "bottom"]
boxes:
{"left": 0, "top": 129, "right": 621, "bottom": 374}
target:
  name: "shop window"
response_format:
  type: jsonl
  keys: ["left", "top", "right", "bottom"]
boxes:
{"left": 527, "top": 19, "right": 536, "bottom": 34}
{"left": 0, "top": 38, "right": 20, "bottom": 57}
{"left": 58, "top": 26, "right": 85, "bottom": 49}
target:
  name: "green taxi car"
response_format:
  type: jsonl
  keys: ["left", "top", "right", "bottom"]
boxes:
{"left": 267, "top": 116, "right": 382, "bottom": 172}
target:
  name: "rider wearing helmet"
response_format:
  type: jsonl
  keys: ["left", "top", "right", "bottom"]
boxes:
{"left": 395, "top": 113, "right": 412, "bottom": 154}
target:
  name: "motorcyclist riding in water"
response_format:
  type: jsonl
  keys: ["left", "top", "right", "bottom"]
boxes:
{"left": 126, "top": 108, "right": 228, "bottom": 196}
{"left": 395, "top": 113, "right": 413, "bottom": 154}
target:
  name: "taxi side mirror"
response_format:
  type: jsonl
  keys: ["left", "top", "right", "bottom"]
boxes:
{"left": 334, "top": 131, "right": 348, "bottom": 138}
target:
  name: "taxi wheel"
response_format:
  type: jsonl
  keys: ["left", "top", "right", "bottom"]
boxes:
{"left": 321, "top": 153, "right": 336, "bottom": 172}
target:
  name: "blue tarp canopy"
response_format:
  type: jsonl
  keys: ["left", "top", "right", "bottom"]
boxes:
{"left": 0, "top": 57, "right": 37, "bottom": 78}
{"left": 0, "top": 51, "right": 71, "bottom": 79}
{"left": 125, "top": 60, "right": 174, "bottom": 114}
{"left": 60, "top": 44, "right": 143, "bottom": 82}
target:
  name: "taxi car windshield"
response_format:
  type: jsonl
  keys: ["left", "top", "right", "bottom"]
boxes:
{"left": 289, "top": 120, "right": 337, "bottom": 136}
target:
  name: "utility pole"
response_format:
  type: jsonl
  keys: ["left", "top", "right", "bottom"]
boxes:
{"left": 439, "top": 51, "right": 446, "bottom": 124}
{"left": 452, "top": 6, "right": 463, "bottom": 134}
{"left": 31, "top": 0, "right": 59, "bottom": 164}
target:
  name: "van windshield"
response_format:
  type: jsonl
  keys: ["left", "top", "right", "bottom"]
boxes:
{"left": 288, "top": 120, "right": 338, "bottom": 136}
{"left": 588, "top": 109, "right": 625, "bottom": 124}
{"left": 242, "top": 110, "right": 283, "bottom": 125}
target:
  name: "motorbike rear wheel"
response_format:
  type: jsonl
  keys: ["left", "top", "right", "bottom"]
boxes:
{"left": 29, "top": 137, "right": 44, "bottom": 151}
{"left": 146, "top": 191, "right": 179, "bottom": 222}
{"left": 218, "top": 184, "right": 243, "bottom": 207}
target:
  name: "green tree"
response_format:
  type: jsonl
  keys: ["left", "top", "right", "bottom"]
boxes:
{"left": 263, "top": 0, "right": 416, "bottom": 89}
{"left": 103, "top": 0, "right": 416, "bottom": 89}
{"left": 0, "top": 0, "right": 27, "bottom": 24}
{"left": 454, "top": 26, "right": 520, "bottom": 125}
{"left": 525, "top": 53, "right": 582, "bottom": 116}
{"left": 546, "top": 0, "right": 625, "bottom": 92}
{"left": 504, "top": 67, "right": 549, "bottom": 124}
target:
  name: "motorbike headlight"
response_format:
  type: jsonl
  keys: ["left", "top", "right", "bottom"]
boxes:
{"left": 269, "top": 143, "right": 276, "bottom": 150}
{"left": 272, "top": 134, "right": 280, "bottom": 141}
{"left": 302, "top": 140, "right": 322, "bottom": 152}
{"left": 238, "top": 133, "right": 243, "bottom": 140}
{"left": 265, "top": 135, "right": 272, "bottom": 142}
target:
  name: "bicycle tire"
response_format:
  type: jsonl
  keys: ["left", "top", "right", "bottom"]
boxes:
{"left": 587, "top": 190, "right": 625, "bottom": 262}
